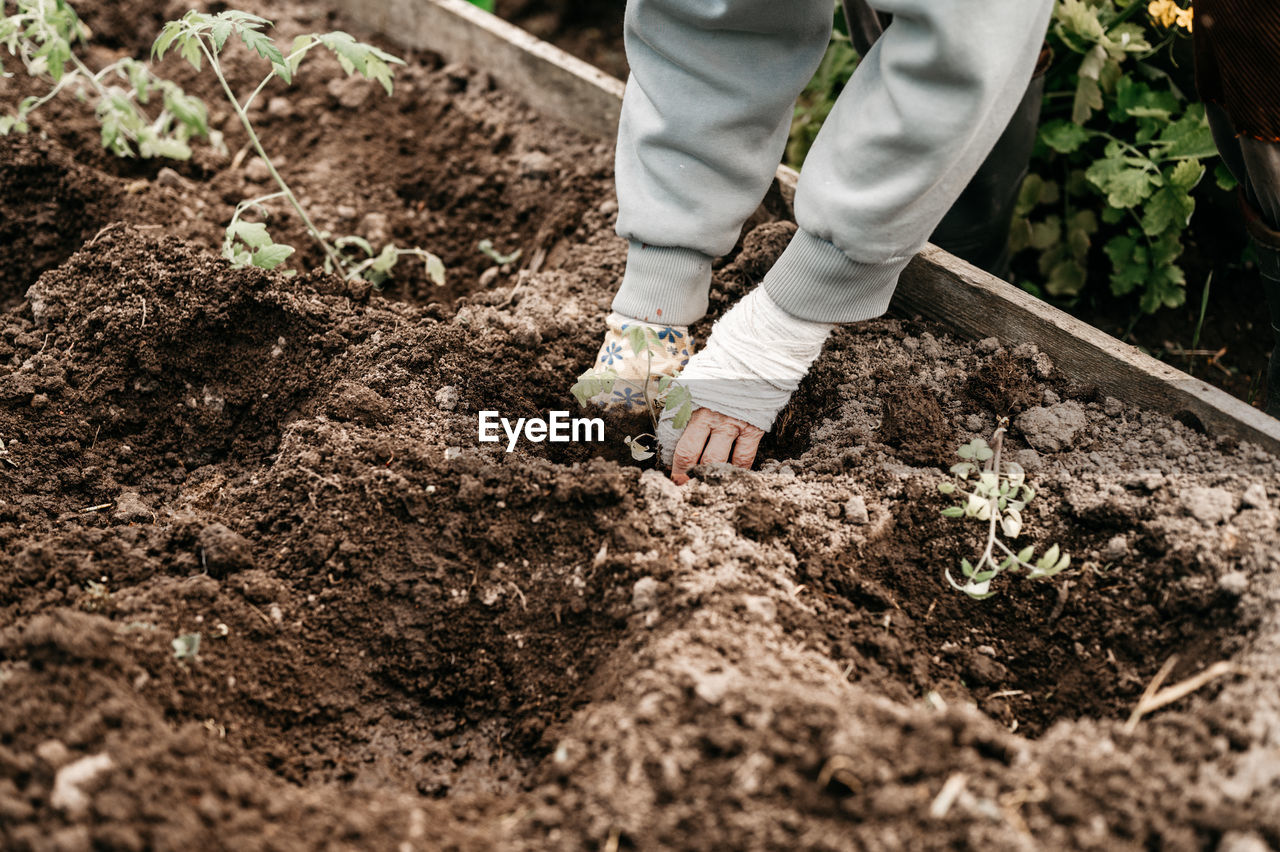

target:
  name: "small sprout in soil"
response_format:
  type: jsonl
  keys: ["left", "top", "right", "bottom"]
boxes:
{"left": 1, "top": 0, "right": 221, "bottom": 158}
{"left": 939, "top": 419, "right": 1070, "bottom": 599}
{"left": 477, "top": 238, "right": 521, "bottom": 266}
{"left": 171, "top": 631, "right": 201, "bottom": 661}
{"left": 572, "top": 324, "right": 694, "bottom": 461}
{"left": 153, "top": 10, "right": 443, "bottom": 283}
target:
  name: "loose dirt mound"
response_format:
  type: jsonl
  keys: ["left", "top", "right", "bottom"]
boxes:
{"left": 2, "top": 2, "right": 1280, "bottom": 850}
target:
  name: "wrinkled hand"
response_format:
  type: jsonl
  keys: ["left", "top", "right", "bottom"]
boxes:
{"left": 669, "top": 408, "right": 765, "bottom": 485}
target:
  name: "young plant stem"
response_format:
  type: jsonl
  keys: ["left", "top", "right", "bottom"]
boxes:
{"left": 194, "top": 36, "right": 343, "bottom": 273}
{"left": 975, "top": 422, "right": 1008, "bottom": 574}
{"left": 642, "top": 339, "right": 657, "bottom": 433}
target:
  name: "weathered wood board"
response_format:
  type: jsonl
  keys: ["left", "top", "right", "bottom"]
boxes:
{"left": 332, "top": 0, "right": 1280, "bottom": 454}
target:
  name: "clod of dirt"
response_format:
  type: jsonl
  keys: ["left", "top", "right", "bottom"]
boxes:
{"left": 327, "top": 381, "right": 390, "bottom": 424}
{"left": 733, "top": 500, "right": 796, "bottom": 540}
{"left": 1182, "top": 486, "right": 1238, "bottom": 525}
{"left": 111, "top": 492, "right": 151, "bottom": 524}
{"left": 435, "top": 385, "right": 460, "bottom": 411}
{"left": 1242, "top": 482, "right": 1270, "bottom": 509}
{"left": 963, "top": 350, "right": 1040, "bottom": 415}
{"left": 50, "top": 752, "right": 113, "bottom": 818}
{"left": 631, "top": 577, "right": 661, "bottom": 611}
{"left": 1014, "top": 400, "right": 1088, "bottom": 452}
{"left": 735, "top": 221, "right": 796, "bottom": 282}
{"left": 875, "top": 379, "right": 953, "bottom": 466}
{"left": 844, "top": 495, "right": 870, "bottom": 524}
{"left": 196, "top": 523, "right": 255, "bottom": 574}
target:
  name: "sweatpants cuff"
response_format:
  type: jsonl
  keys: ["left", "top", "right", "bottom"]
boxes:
{"left": 762, "top": 229, "right": 912, "bottom": 323}
{"left": 611, "top": 241, "right": 713, "bottom": 326}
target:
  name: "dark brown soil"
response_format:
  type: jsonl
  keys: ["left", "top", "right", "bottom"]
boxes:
{"left": 2, "top": 2, "right": 1280, "bottom": 850}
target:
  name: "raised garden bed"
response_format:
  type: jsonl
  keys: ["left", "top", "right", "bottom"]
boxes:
{"left": 1, "top": 1, "right": 1279, "bottom": 849}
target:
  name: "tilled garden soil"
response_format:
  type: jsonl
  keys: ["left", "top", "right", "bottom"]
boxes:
{"left": 3, "top": 2, "right": 1280, "bottom": 850}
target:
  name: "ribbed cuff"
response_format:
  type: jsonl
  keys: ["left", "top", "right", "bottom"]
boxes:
{"left": 762, "top": 229, "right": 912, "bottom": 323}
{"left": 612, "top": 241, "right": 713, "bottom": 326}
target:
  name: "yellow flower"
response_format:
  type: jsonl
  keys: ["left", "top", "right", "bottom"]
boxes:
{"left": 1148, "top": 0, "right": 1193, "bottom": 30}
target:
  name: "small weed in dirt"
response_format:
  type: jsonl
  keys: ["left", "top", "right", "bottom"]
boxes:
{"left": 1, "top": 0, "right": 218, "bottom": 157}
{"left": 939, "top": 419, "right": 1070, "bottom": 598}
{"left": 571, "top": 324, "right": 692, "bottom": 460}
{"left": 154, "top": 10, "right": 445, "bottom": 284}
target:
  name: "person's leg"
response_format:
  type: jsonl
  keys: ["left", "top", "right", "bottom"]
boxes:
{"left": 611, "top": 0, "right": 833, "bottom": 326}
{"left": 762, "top": 0, "right": 1054, "bottom": 322}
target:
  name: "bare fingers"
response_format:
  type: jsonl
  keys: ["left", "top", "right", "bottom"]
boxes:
{"left": 670, "top": 409, "right": 764, "bottom": 485}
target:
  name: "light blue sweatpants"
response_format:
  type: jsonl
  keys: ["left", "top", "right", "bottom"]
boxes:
{"left": 611, "top": 0, "right": 1054, "bottom": 326}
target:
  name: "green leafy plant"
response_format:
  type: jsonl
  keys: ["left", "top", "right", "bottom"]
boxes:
{"left": 571, "top": 325, "right": 694, "bottom": 461}
{"left": 787, "top": 1, "right": 1217, "bottom": 317}
{"left": 0, "top": 0, "right": 220, "bottom": 158}
{"left": 1013, "top": 0, "right": 1216, "bottom": 314}
{"left": 938, "top": 420, "right": 1070, "bottom": 598}
{"left": 152, "top": 10, "right": 445, "bottom": 283}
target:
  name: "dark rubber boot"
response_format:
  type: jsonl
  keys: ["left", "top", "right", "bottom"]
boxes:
{"left": 1242, "top": 196, "right": 1280, "bottom": 417}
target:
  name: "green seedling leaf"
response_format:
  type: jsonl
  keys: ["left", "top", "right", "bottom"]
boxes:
{"left": 477, "top": 238, "right": 521, "bottom": 265}
{"left": 626, "top": 325, "right": 650, "bottom": 356}
{"left": 139, "top": 135, "right": 192, "bottom": 160}
{"left": 179, "top": 34, "right": 203, "bottom": 71}
{"left": 231, "top": 220, "right": 273, "bottom": 250}
{"left": 570, "top": 369, "right": 617, "bottom": 408}
{"left": 336, "top": 235, "right": 374, "bottom": 256}
{"left": 670, "top": 399, "right": 693, "bottom": 431}
{"left": 371, "top": 243, "right": 399, "bottom": 274}
{"left": 252, "top": 243, "right": 295, "bottom": 269}
{"left": 239, "top": 26, "right": 284, "bottom": 67}
{"left": 940, "top": 506, "right": 965, "bottom": 518}
{"left": 662, "top": 384, "right": 694, "bottom": 430}
{"left": 937, "top": 482, "right": 956, "bottom": 495}
{"left": 424, "top": 252, "right": 445, "bottom": 286}
{"left": 288, "top": 34, "right": 315, "bottom": 74}
{"left": 209, "top": 18, "right": 232, "bottom": 52}
{"left": 945, "top": 569, "right": 993, "bottom": 600}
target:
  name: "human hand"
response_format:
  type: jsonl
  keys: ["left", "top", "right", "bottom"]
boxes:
{"left": 669, "top": 407, "right": 765, "bottom": 485}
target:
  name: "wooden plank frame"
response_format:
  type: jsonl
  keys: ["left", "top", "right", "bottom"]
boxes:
{"left": 331, "top": 0, "right": 1280, "bottom": 454}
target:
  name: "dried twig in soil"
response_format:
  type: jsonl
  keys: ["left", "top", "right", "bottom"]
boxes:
{"left": 1124, "top": 656, "right": 1241, "bottom": 733}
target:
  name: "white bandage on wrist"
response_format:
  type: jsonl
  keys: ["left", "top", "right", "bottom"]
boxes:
{"left": 657, "top": 286, "right": 835, "bottom": 461}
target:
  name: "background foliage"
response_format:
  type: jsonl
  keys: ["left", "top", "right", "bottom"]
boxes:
{"left": 787, "top": 0, "right": 1215, "bottom": 317}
